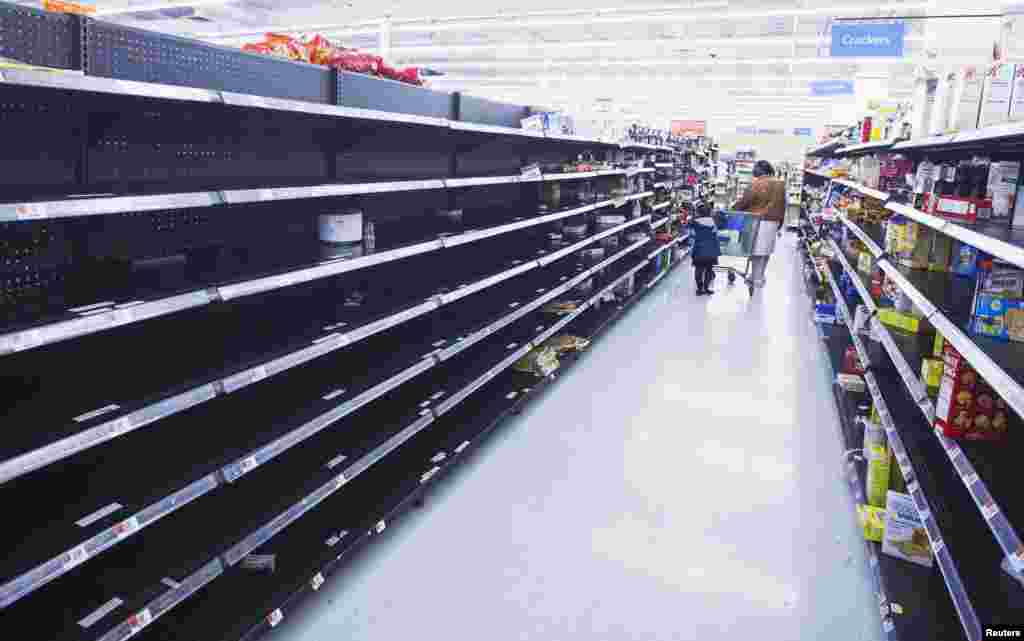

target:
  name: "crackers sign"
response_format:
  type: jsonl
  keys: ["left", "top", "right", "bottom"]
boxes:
{"left": 671, "top": 120, "right": 706, "bottom": 136}
{"left": 830, "top": 22, "right": 905, "bottom": 58}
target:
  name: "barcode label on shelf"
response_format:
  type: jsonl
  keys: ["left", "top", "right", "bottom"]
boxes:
{"left": 267, "top": 609, "right": 283, "bottom": 628}
{"left": 949, "top": 446, "right": 963, "bottom": 460}
{"left": 931, "top": 539, "right": 945, "bottom": 554}
{"left": 113, "top": 516, "right": 140, "bottom": 541}
{"left": 430, "top": 452, "right": 446, "bottom": 463}
{"left": 109, "top": 416, "right": 133, "bottom": 437}
{"left": 982, "top": 502, "right": 1000, "bottom": 520}
{"left": 311, "top": 573, "right": 325, "bottom": 591}
{"left": 250, "top": 366, "right": 269, "bottom": 384}
{"left": 239, "top": 457, "right": 258, "bottom": 475}
{"left": 76, "top": 502, "right": 124, "bottom": 528}
{"left": 127, "top": 608, "right": 153, "bottom": 635}
{"left": 375, "top": 520, "right": 386, "bottom": 534}
{"left": 962, "top": 472, "right": 979, "bottom": 487}
{"left": 16, "top": 203, "right": 48, "bottom": 220}
{"left": 64, "top": 545, "right": 88, "bottom": 571}
{"left": 74, "top": 404, "right": 122, "bottom": 423}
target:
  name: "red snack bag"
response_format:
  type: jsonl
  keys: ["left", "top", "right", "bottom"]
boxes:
{"left": 843, "top": 346, "right": 865, "bottom": 375}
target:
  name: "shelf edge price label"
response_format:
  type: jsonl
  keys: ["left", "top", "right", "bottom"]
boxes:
{"left": 335, "top": 473, "right": 347, "bottom": 490}
{"left": 311, "top": 572, "right": 325, "bottom": 591}
{"left": 267, "top": 609, "right": 283, "bottom": 628}
{"left": 16, "top": 203, "right": 48, "bottom": 221}
{"left": 961, "top": 472, "right": 979, "bottom": 487}
{"left": 127, "top": 608, "right": 153, "bottom": 636}
{"left": 63, "top": 544, "right": 89, "bottom": 572}
{"left": 113, "top": 516, "right": 140, "bottom": 541}
{"left": 981, "top": 502, "right": 1000, "bottom": 520}
{"left": 931, "top": 539, "right": 944, "bottom": 555}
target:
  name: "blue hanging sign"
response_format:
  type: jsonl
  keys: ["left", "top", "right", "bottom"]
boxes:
{"left": 810, "top": 80, "right": 855, "bottom": 96}
{"left": 794, "top": 128, "right": 814, "bottom": 137}
{"left": 830, "top": 22, "right": 905, "bottom": 58}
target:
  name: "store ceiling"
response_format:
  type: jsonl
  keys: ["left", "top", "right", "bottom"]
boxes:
{"left": 61, "top": 0, "right": 1002, "bottom": 130}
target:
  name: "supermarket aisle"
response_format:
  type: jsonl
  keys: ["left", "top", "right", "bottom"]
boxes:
{"left": 269, "top": 234, "right": 882, "bottom": 641}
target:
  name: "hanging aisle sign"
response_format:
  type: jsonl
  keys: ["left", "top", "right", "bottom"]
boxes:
{"left": 830, "top": 22, "right": 905, "bottom": 57}
{"left": 794, "top": 128, "right": 814, "bottom": 137}
{"left": 810, "top": 80, "right": 855, "bottom": 96}
{"left": 671, "top": 120, "right": 706, "bottom": 135}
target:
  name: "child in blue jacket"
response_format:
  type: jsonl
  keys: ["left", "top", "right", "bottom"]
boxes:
{"left": 689, "top": 206, "right": 721, "bottom": 296}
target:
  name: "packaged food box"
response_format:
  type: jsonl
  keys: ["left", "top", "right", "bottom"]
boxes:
{"left": 843, "top": 346, "right": 865, "bottom": 375}
{"left": 897, "top": 222, "right": 933, "bottom": 269}
{"left": 1007, "top": 302, "right": 1024, "bottom": 342}
{"left": 971, "top": 379, "right": 1010, "bottom": 440}
{"left": 935, "top": 342, "right": 978, "bottom": 438}
{"left": 930, "top": 194, "right": 979, "bottom": 224}
{"left": 950, "top": 241, "right": 980, "bottom": 277}
{"left": 864, "top": 421, "right": 891, "bottom": 508}
{"left": 933, "top": 332, "right": 945, "bottom": 357}
{"left": 882, "top": 491, "right": 933, "bottom": 567}
{"left": 928, "top": 233, "right": 953, "bottom": 272}
{"left": 950, "top": 65, "right": 983, "bottom": 132}
{"left": 878, "top": 308, "right": 931, "bottom": 334}
{"left": 837, "top": 373, "right": 866, "bottom": 393}
{"left": 971, "top": 293, "right": 1011, "bottom": 341}
{"left": 982, "top": 264, "right": 1024, "bottom": 297}
{"left": 980, "top": 62, "right": 1015, "bottom": 127}
{"left": 857, "top": 251, "right": 874, "bottom": 274}
{"left": 857, "top": 504, "right": 886, "bottom": 543}
{"left": 921, "top": 357, "right": 945, "bottom": 390}
{"left": 985, "top": 161, "right": 1021, "bottom": 220}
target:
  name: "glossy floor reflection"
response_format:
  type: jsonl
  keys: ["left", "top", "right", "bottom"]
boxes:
{"left": 267, "top": 233, "right": 883, "bottom": 641}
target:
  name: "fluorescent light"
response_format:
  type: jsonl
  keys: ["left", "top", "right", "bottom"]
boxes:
{"left": 93, "top": 0, "right": 230, "bottom": 16}
{"left": 192, "top": 2, "right": 927, "bottom": 40}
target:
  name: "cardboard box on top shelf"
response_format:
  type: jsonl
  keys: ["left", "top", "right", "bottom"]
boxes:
{"left": 929, "top": 69, "right": 956, "bottom": 136}
{"left": 949, "top": 65, "right": 984, "bottom": 132}
{"left": 986, "top": 161, "right": 1021, "bottom": 221}
{"left": 980, "top": 61, "right": 1016, "bottom": 127}
{"left": 1011, "top": 64, "right": 1024, "bottom": 121}
{"left": 911, "top": 72, "right": 938, "bottom": 139}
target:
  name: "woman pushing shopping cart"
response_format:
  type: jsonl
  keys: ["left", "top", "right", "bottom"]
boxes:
{"left": 726, "top": 160, "right": 786, "bottom": 292}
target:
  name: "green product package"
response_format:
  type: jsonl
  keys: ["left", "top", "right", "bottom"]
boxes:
{"left": 864, "top": 420, "right": 891, "bottom": 508}
{"left": 857, "top": 504, "right": 886, "bottom": 542}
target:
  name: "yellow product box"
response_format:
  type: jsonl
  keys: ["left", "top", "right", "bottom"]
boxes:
{"left": 857, "top": 504, "right": 886, "bottom": 542}
{"left": 878, "top": 308, "right": 932, "bottom": 334}
{"left": 898, "top": 223, "right": 933, "bottom": 270}
{"left": 933, "top": 332, "right": 945, "bottom": 357}
{"left": 857, "top": 251, "right": 874, "bottom": 274}
{"left": 866, "top": 441, "right": 892, "bottom": 508}
{"left": 921, "top": 357, "right": 944, "bottom": 390}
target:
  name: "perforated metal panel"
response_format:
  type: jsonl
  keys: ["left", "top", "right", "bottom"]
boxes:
{"left": 85, "top": 20, "right": 334, "bottom": 104}
{"left": 337, "top": 70, "right": 455, "bottom": 120}
{"left": 0, "top": 98, "right": 80, "bottom": 194}
{"left": 456, "top": 94, "right": 528, "bottom": 129}
{"left": 0, "top": 1, "right": 81, "bottom": 70}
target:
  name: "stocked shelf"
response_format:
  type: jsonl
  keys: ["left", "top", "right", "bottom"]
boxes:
{"left": 820, "top": 232, "right": 1024, "bottom": 637}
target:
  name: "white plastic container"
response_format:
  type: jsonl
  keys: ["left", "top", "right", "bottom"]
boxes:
{"left": 318, "top": 209, "right": 363, "bottom": 244}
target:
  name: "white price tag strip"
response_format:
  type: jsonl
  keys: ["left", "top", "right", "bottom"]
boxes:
{"left": 267, "top": 609, "right": 283, "bottom": 628}
{"left": 127, "top": 608, "right": 153, "bottom": 635}
{"left": 931, "top": 539, "right": 945, "bottom": 555}
{"left": 962, "top": 472, "right": 979, "bottom": 487}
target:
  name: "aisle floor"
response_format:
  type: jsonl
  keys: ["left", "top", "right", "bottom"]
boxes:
{"left": 267, "top": 234, "right": 882, "bottom": 641}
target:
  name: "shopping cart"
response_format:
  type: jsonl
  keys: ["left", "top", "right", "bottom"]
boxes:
{"left": 712, "top": 209, "right": 763, "bottom": 296}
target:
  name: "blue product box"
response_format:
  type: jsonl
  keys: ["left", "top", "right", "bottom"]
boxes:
{"left": 972, "top": 294, "right": 1010, "bottom": 340}
{"left": 951, "top": 241, "right": 980, "bottom": 277}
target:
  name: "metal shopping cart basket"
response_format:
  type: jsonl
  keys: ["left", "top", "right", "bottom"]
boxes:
{"left": 712, "top": 209, "right": 764, "bottom": 296}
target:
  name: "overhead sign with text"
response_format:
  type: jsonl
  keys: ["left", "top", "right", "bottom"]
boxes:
{"left": 810, "top": 80, "right": 854, "bottom": 96}
{"left": 671, "top": 120, "right": 707, "bottom": 136}
{"left": 830, "top": 22, "right": 905, "bottom": 58}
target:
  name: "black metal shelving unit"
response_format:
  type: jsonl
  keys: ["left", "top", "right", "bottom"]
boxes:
{"left": 0, "top": 7, "right": 695, "bottom": 640}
